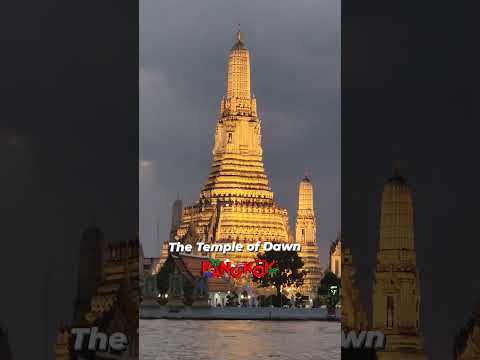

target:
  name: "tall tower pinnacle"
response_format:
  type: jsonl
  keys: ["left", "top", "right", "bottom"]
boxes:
{"left": 295, "top": 174, "right": 322, "bottom": 298}
{"left": 236, "top": 26, "right": 242, "bottom": 41}
{"left": 379, "top": 167, "right": 414, "bottom": 251}
{"left": 175, "top": 31, "right": 291, "bottom": 266}
{"left": 169, "top": 198, "right": 183, "bottom": 242}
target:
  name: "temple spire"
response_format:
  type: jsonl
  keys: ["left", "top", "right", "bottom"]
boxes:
{"left": 380, "top": 169, "right": 414, "bottom": 250}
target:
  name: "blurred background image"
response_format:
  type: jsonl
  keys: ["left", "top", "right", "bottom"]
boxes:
{"left": 342, "top": 2, "right": 478, "bottom": 359}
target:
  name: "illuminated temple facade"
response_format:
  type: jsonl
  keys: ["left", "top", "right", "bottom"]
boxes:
{"left": 295, "top": 175, "right": 322, "bottom": 297}
{"left": 174, "top": 31, "right": 292, "bottom": 266}
{"left": 372, "top": 169, "right": 425, "bottom": 359}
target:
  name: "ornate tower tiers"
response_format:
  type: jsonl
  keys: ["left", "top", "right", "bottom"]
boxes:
{"left": 372, "top": 168, "right": 425, "bottom": 359}
{"left": 175, "top": 31, "right": 291, "bottom": 265}
{"left": 295, "top": 175, "right": 322, "bottom": 297}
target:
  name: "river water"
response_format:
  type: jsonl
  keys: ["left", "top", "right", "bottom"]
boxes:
{"left": 140, "top": 319, "right": 340, "bottom": 360}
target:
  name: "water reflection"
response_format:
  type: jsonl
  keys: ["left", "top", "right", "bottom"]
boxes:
{"left": 140, "top": 320, "right": 340, "bottom": 360}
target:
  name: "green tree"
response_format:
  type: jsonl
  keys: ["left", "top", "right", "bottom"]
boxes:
{"left": 252, "top": 248, "right": 306, "bottom": 305}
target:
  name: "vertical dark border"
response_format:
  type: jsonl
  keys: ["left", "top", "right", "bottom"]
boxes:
{"left": 342, "top": 2, "right": 477, "bottom": 359}
{"left": 0, "top": 1, "right": 139, "bottom": 358}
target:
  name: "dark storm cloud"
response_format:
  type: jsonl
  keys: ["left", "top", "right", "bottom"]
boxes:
{"left": 140, "top": 0, "right": 340, "bottom": 267}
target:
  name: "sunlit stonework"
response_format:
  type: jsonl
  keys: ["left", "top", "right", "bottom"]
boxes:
{"left": 175, "top": 31, "right": 291, "bottom": 266}
{"left": 295, "top": 175, "right": 322, "bottom": 297}
{"left": 372, "top": 168, "right": 425, "bottom": 359}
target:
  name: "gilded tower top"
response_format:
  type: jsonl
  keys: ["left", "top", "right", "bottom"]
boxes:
{"left": 379, "top": 166, "right": 415, "bottom": 251}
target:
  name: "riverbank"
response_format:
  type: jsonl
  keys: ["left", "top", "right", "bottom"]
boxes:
{"left": 140, "top": 305, "right": 341, "bottom": 321}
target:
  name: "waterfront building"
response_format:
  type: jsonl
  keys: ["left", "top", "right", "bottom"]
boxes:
{"left": 372, "top": 168, "right": 425, "bottom": 359}
{"left": 295, "top": 175, "right": 323, "bottom": 298}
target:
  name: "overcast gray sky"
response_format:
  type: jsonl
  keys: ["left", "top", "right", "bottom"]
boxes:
{"left": 140, "top": 0, "right": 340, "bottom": 267}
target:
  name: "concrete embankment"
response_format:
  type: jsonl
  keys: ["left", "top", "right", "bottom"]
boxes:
{"left": 140, "top": 305, "right": 341, "bottom": 321}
